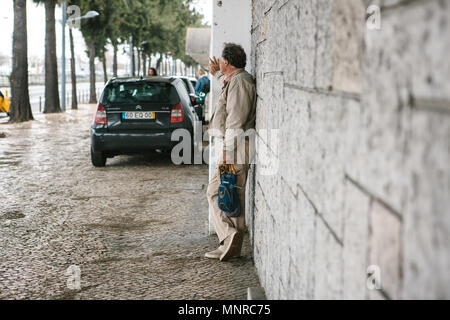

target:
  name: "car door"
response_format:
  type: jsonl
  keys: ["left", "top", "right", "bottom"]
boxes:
{"left": 174, "top": 80, "right": 198, "bottom": 125}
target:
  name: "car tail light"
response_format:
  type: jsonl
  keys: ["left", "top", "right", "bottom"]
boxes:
{"left": 95, "top": 103, "right": 107, "bottom": 124}
{"left": 190, "top": 96, "right": 196, "bottom": 104}
{"left": 170, "top": 102, "right": 184, "bottom": 123}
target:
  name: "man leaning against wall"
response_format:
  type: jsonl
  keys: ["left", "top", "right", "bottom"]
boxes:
{"left": 205, "top": 43, "right": 257, "bottom": 262}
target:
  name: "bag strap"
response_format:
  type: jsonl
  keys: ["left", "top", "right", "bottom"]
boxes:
{"left": 219, "top": 164, "right": 236, "bottom": 176}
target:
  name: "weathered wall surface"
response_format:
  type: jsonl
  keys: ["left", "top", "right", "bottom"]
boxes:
{"left": 248, "top": 0, "right": 450, "bottom": 299}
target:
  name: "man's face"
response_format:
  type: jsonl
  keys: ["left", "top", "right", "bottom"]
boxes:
{"left": 219, "top": 57, "right": 229, "bottom": 73}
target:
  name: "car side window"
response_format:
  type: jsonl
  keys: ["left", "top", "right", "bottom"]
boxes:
{"left": 187, "top": 81, "right": 195, "bottom": 94}
{"left": 181, "top": 79, "right": 190, "bottom": 94}
{"left": 175, "top": 81, "right": 190, "bottom": 105}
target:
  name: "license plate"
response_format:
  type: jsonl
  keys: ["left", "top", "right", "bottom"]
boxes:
{"left": 122, "top": 111, "right": 155, "bottom": 120}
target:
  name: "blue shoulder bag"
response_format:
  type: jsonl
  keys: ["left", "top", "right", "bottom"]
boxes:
{"left": 218, "top": 164, "right": 241, "bottom": 218}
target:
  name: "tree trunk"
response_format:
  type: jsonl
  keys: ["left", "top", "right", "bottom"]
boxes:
{"left": 142, "top": 53, "right": 147, "bottom": 76}
{"left": 69, "top": 28, "right": 77, "bottom": 110}
{"left": 133, "top": 49, "right": 137, "bottom": 77}
{"left": 156, "top": 54, "right": 162, "bottom": 71}
{"left": 10, "top": 0, "right": 33, "bottom": 123}
{"left": 137, "top": 49, "right": 141, "bottom": 76}
{"left": 102, "top": 53, "right": 107, "bottom": 84}
{"left": 164, "top": 54, "right": 167, "bottom": 75}
{"left": 44, "top": 0, "right": 61, "bottom": 113}
{"left": 89, "top": 41, "right": 96, "bottom": 104}
{"left": 113, "top": 43, "right": 118, "bottom": 77}
{"left": 167, "top": 55, "right": 170, "bottom": 75}
{"left": 130, "top": 39, "right": 135, "bottom": 76}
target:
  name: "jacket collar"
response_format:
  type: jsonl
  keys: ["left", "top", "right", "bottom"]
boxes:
{"left": 226, "top": 68, "right": 245, "bottom": 81}
{"left": 222, "top": 69, "right": 245, "bottom": 90}
{"left": 210, "top": 69, "right": 246, "bottom": 122}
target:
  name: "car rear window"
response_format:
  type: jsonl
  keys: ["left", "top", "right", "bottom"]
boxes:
{"left": 104, "top": 82, "right": 179, "bottom": 104}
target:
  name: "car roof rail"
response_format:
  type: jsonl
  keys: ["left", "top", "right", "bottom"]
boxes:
{"left": 108, "top": 77, "right": 117, "bottom": 84}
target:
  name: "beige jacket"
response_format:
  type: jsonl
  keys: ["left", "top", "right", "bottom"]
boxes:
{"left": 209, "top": 69, "right": 257, "bottom": 164}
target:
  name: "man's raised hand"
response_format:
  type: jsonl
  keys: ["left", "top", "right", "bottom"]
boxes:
{"left": 209, "top": 57, "right": 219, "bottom": 75}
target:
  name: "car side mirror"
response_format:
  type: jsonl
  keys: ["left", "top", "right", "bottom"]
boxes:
{"left": 189, "top": 93, "right": 203, "bottom": 106}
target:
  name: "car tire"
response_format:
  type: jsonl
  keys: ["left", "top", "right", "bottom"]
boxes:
{"left": 91, "top": 147, "right": 106, "bottom": 167}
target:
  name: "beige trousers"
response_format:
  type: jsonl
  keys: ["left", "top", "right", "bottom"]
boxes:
{"left": 207, "top": 164, "right": 249, "bottom": 244}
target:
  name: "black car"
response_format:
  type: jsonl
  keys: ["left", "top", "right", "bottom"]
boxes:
{"left": 90, "top": 76, "right": 204, "bottom": 167}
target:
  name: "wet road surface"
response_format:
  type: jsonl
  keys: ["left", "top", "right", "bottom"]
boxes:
{"left": 1, "top": 82, "right": 104, "bottom": 115}
{"left": 0, "top": 104, "right": 260, "bottom": 300}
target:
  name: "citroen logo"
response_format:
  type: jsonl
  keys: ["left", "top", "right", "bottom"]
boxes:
{"left": 136, "top": 105, "right": 143, "bottom": 110}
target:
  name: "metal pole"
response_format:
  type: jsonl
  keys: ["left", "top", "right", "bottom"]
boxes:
{"left": 61, "top": 1, "right": 67, "bottom": 112}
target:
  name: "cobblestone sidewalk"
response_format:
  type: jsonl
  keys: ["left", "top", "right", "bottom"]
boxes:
{"left": 0, "top": 105, "right": 260, "bottom": 300}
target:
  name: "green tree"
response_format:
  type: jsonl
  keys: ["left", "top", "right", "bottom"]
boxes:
{"left": 116, "top": 0, "right": 204, "bottom": 75}
{"left": 72, "top": 0, "right": 112, "bottom": 102}
{"left": 104, "top": 0, "right": 127, "bottom": 77}
{"left": 69, "top": 0, "right": 204, "bottom": 89}
{"left": 102, "top": 0, "right": 131, "bottom": 77}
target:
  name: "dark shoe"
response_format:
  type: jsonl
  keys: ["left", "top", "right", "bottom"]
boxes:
{"left": 220, "top": 232, "right": 242, "bottom": 261}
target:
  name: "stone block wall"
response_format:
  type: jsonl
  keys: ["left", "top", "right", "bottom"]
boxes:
{"left": 248, "top": 0, "right": 450, "bottom": 299}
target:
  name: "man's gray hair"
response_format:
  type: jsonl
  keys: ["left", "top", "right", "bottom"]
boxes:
{"left": 222, "top": 43, "right": 247, "bottom": 69}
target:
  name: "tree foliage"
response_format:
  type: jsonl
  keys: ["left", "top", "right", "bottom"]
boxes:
{"left": 70, "top": 0, "right": 204, "bottom": 65}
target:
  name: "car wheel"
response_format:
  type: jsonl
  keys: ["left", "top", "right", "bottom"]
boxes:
{"left": 91, "top": 147, "right": 106, "bottom": 167}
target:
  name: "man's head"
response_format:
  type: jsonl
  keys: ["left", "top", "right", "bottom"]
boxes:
{"left": 219, "top": 43, "right": 246, "bottom": 74}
